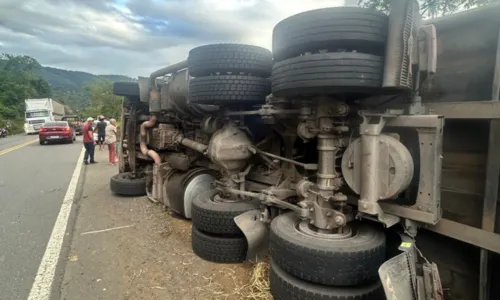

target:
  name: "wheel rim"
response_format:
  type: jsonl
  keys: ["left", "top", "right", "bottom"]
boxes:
{"left": 184, "top": 173, "right": 215, "bottom": 217}
{"left": 297, "top": 220, "right": 353, "bottom": 240}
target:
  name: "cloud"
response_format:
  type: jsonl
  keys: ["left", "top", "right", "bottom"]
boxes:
{"left": 0, "top": 0, "right": 344, "bottom": 77}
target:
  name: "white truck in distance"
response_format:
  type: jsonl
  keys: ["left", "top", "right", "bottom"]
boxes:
{"left": 24, "top": 98, "right": 65, "bottom": 134}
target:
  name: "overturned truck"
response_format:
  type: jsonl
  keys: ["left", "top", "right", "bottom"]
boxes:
{"left": 110, "top": 1, "right": 500, "bottom": 299}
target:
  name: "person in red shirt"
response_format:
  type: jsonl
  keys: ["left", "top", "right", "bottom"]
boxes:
{"left": 83, "top": 117, "right": 97, "bottom": 165}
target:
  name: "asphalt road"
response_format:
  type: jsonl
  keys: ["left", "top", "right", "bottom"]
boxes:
{"left": 0, "top": 134, "right": 83, "bottom": 300}
{"left": 0, "top": 134, "right": 38, "bottom": 152}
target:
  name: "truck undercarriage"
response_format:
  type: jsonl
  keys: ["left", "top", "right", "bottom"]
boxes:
{"left": 109, "top": 1, "right": 500, "bottom": 299}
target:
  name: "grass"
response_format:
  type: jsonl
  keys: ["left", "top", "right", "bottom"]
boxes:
{"left": 244, "top": 260, "right": 272, "bottom": 300}
{"left": 0, "top": 119, "right": 25, "bottom": 135}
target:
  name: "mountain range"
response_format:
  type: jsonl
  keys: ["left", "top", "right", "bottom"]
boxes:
{"left": 39, "top": 66, "right": 133, "bottom": 91}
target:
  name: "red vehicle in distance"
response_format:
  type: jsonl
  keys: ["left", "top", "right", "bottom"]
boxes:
{"left": 39, "top": 121, "right": 76, "bottom": 145}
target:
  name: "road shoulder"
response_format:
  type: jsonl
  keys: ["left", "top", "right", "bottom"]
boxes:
{"left": 59, "top": 149, "right": 255, "bottom": 300}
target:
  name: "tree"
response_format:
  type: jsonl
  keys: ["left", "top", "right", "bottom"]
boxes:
{"left": 358, "top": 0, "right": 499, "bottom": 17}
{"left": 80, "top": 79, "right": 122, "bottom": 120}
{"left": 0, "top": 54, "right": 52, "bottom": 132}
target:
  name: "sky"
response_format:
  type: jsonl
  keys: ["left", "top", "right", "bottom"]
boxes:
{"left": 0, "top": 0, "right": 347, "bottom": 78}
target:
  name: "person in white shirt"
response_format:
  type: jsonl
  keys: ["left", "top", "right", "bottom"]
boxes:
{"left": 105, "top": 118, "right": 118, "bottom": 165}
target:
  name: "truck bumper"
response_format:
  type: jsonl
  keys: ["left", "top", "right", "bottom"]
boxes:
{"left": 25, "top": 127, "right": 39, "bottom": 134}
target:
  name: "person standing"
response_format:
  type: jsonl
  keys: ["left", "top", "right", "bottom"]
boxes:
{"left": 96, "top": 115, "right": 107, "bottom": 150}
{"left": 105, "top": 118, "right": 118, "bottom": 165}
{"left": 83, "top": 117, "right": 97, "bottom": 165}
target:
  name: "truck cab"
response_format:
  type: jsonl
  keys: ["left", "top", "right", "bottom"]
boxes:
{"left": 24, "top": 98, "right": 65, "bottom": 134}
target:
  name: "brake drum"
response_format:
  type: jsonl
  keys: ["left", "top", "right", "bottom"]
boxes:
{"left": 341, "top": 134, "right": 414, "bottom": 200}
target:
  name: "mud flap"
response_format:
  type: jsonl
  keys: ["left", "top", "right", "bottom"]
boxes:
{"left": 378, "top": 236, "right": 444, "bottom": 300}
{"left": 234, "top": 209, "right": 269, "bottom": 261}
{"left": 378, "top": 241, "right": 418, "bottom": 300}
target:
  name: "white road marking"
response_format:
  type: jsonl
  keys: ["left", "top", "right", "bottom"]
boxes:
{"left": 80, "top": 224, "right": 134, "bottom": 236}
{"left": 27, "top": 147, "right": 85, "bottom": 300}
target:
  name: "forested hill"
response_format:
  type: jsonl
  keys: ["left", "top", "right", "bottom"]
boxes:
{"left": 0, "top": 59, "right": 133, "bottom": 90}
{"left": 39, "top": 67, "right": 132, "bottom": 90}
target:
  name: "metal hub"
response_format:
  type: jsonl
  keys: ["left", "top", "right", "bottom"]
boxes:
{"left": 213, "top": 193, "right": 246, "bottom": 204}
{"left": 297, "top": 220, "right": 353, "bottom": 240}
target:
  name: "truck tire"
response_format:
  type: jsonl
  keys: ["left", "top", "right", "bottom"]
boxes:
{"left": 113, "top": 81, "right": 140, "bottom": 97}
{"left": 271, "top": 52, "right": 383, "bottom": 97}
{"left": 270, "top": 259, "right": 385, "bottom": 300}
{"left": 272, "top": 7, "right": 388, "bottom": 61}
{"left": 110, "top": 172, "right": 146, "bottom": 196}
{"left": 188, "top": 75, "right": 270, "bottom": 105}
{"left": 192, "top": 190, "right": 260, "bottom": 236}
{"left": 188, "top": 44, "right": 273, "bottom": 77}
{"left": 191, "top": 226, "right": 247, "bottom": 263}
{"left": 269, "top": 212, "right": 386, "bottom": 287}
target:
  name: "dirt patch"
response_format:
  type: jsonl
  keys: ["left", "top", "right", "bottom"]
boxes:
{"left": 117, "top": 203, "right": 258, "bottom": 300}
{"left": 61, "top": 152, "right": 272, "bottom": 300}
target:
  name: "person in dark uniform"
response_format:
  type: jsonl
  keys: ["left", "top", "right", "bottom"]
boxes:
{"left": 96, "top": 115, "right": 107, "bottom": 150}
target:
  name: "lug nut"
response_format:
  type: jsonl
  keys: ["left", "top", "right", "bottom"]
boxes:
{"left": 326, "top": 212, "right": 332, "bottom": 217}
{"left": 334, "top": 216, "right": 344, "bottom": 225}
{"left": 309, "top": 220, "right": 314, "bottom": 225}
{"left": 309, "top": 207, "right": 314, "bottom": 212}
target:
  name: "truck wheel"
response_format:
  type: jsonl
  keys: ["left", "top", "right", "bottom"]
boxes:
{"left": 113, "top": 81, "right": 140, "bottom": 97}
{"left": 271, "top": 52, "right": 383, "bottom": 98}
{"left": 188, "top": 44, "right": 273, "bottom": 77}
{"left": 270, "top": 259, "right": 385, "bottom": 300}
{"left": 192, "top": 190, "right": 260, "bottom": 236}
{"left": 110, "top": 172, "right": 146, "bottom": 196}
{"left": 191, "top": 225, "right": 247, "bottom": 263}
{"left": 188, "top": 75, "right": 270, "bottom": 105}
{"left": 269, "top": 212, "right": 386, "bottom": 287}
{"left": 272, "top": 7, "right": 388, "bottom": 61}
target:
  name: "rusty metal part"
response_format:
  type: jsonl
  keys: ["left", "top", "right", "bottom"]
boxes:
{"left": 164, "top": 153, "right": 191, "bottom": 171}
{"left": 140, "top": 115, "right": 161, "bottom": 164}
{"left": 207, "top": 124, "right": 254, "bottom": 176}
{"left": 149, "top": 87, "right": 161, "bottom": 113}
{"left": 150, "top": 123, "right": 181, "bottom": 150}
{"left": 177, "top": 136, "right": 208, "bottom": 153}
